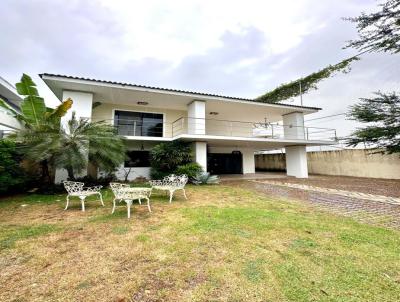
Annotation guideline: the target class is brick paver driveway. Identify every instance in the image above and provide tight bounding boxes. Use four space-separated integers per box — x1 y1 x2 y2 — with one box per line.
231 178 400 230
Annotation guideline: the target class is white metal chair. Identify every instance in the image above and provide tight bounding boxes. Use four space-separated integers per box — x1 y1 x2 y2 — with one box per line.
62 181 104 212
149 174 188 203
110 183 152 218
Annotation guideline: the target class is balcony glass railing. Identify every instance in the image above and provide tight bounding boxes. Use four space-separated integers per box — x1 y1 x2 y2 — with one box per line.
115 121 164 137
171 117 337 142
102 117 337 142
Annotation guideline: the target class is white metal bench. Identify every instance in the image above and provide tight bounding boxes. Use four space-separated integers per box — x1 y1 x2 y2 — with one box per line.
149 174 188 203
63 181 104 212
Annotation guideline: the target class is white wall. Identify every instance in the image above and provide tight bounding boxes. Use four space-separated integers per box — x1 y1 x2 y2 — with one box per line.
62 90 93 121
55 90 94 183
0 111 20 131
285 145 308 178
187 100 206 135
282 112 305 140
242 149 256 174
108 166 151 181
194 141 207 172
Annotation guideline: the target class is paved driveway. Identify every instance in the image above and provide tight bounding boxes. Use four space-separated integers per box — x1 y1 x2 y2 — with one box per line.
232 178 400 230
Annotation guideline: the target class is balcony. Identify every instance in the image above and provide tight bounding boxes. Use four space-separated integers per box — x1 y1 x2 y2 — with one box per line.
109 117 337 143
171 117 337 142
114 119 164 137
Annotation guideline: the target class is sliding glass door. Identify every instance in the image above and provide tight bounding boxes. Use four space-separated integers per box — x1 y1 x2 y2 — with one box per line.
114 110 163 137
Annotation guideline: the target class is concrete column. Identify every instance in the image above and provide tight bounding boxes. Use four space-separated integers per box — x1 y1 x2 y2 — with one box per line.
282 112 305 140
187 100 205 135
242 149 255 174
285 145 308 178
55 90 94 183
194 141 207 172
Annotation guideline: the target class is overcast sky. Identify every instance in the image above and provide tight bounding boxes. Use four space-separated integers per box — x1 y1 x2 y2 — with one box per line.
1 0 399 138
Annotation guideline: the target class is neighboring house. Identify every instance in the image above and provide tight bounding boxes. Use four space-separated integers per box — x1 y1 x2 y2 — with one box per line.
40 73 337 182
0 76 22 137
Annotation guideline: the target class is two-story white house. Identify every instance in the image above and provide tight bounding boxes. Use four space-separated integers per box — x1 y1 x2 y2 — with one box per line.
40 73 336 182
0 76 22 137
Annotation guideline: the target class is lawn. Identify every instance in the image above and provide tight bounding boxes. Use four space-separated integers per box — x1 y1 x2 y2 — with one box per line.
0 185 399 302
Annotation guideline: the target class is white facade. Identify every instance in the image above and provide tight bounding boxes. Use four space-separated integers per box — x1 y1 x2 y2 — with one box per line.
187 100 206 135
41 74 336 182
0 76 22 136
194 141 207 172
55 90 95 183
285 146 308 178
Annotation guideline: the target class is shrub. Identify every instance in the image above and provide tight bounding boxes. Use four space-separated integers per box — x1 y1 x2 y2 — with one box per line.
35 174 117 195
150 169 170 180
175 162 203 179
73 175 116 187
0 140 28 195
193 172 220 185
150 141 193 178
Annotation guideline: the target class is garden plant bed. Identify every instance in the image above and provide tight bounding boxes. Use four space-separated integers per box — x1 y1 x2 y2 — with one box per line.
0 185 399 301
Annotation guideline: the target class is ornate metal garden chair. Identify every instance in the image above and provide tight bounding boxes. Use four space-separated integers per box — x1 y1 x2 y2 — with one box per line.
110 183 152 218
149 174 188 203
62 181 104 212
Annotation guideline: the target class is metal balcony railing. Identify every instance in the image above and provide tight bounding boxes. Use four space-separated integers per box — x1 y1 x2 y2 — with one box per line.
171 117 337 142
98 117 337 142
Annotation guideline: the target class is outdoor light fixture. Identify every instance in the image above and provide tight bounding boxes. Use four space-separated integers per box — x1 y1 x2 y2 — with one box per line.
137 101 148 105
209 112 219 115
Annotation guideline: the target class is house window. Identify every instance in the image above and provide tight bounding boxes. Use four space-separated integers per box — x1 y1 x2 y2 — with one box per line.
114 110 163 137
125 151 150 167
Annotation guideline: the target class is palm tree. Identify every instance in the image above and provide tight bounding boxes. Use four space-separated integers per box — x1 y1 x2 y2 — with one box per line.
0 74 125 183
55 112 125 179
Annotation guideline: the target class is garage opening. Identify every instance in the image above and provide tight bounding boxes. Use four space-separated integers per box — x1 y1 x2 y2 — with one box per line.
207 151 243 174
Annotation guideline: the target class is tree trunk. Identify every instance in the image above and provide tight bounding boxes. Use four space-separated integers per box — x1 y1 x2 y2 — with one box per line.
40 160 52 184
66 166 75 180
88 162 98 179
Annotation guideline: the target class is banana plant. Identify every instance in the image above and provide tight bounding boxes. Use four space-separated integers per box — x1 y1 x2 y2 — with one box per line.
0 74 73 128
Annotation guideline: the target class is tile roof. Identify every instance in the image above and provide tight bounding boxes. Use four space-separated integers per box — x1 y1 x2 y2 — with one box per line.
39 73 321 111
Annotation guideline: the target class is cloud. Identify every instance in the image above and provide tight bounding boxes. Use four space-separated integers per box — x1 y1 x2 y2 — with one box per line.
1 0 398 138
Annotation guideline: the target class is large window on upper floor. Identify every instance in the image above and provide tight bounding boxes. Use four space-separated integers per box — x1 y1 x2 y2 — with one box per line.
114 110 163 137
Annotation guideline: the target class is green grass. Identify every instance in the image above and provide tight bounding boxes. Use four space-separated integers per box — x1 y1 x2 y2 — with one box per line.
0 185 399 301
243 258 267 282
111 225 130 235
0 224 61 250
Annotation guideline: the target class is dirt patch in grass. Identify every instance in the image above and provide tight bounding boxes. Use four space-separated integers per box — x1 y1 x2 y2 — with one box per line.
0 185 399 301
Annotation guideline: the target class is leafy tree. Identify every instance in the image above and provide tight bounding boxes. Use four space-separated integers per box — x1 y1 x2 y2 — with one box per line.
345 1 400 154
150 141 193 178
345 0 400 54
346 92 400 153
14 112 125 180
0 140 27 194
0 74 72 182
0 74 72 127
256 57 359 103
0 74 125 183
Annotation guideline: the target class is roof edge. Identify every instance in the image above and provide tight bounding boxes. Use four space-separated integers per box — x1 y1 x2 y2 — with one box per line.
39 73 322 111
